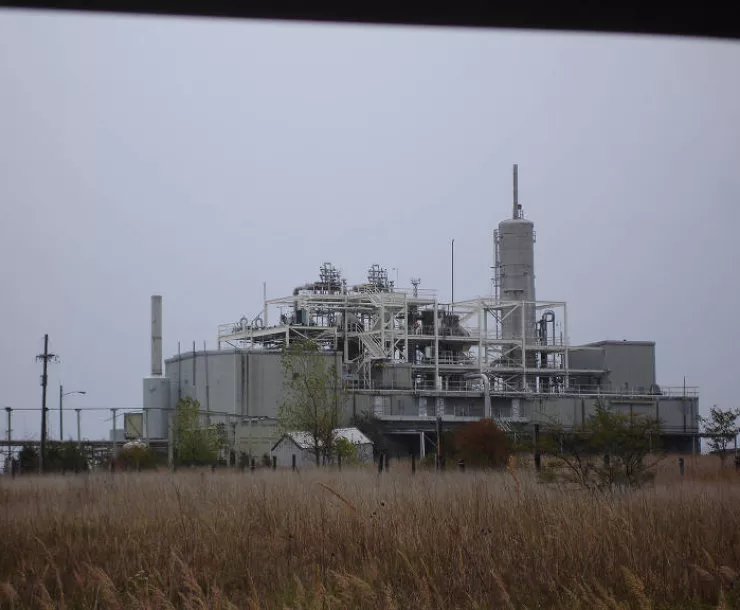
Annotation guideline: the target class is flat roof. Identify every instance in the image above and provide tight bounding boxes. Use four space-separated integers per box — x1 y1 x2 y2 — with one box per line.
164 348 282 363
580 340 655 347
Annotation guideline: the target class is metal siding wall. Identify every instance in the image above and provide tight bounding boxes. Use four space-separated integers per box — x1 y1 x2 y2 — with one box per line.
238 422 280 457
568 348 605 373
356 444 374 463
603 343 656 391
656 397 699 433
210 352 239 415
248 353 283 418
272 438 303 467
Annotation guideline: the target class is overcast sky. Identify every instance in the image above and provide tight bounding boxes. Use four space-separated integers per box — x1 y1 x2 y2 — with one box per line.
1 10 739 441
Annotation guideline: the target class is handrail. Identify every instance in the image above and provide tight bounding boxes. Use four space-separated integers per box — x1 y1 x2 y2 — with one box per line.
344 377 699 397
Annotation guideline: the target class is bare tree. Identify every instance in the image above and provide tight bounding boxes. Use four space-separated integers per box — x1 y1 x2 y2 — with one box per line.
278 340 345 466
700 406 740 464
541 401 662 489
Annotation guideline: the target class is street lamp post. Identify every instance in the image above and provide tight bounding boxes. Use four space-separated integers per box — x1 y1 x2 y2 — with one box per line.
60 385 86 441
74 408 82 450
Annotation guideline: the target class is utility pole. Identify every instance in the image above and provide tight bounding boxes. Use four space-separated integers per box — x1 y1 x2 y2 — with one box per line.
111 408 118 462
36 334 58 475
75 408 82 450
59 385 64 441
5 407 11 470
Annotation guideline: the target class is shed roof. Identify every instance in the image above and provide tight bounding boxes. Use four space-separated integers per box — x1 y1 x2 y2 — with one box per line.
272 427 373 451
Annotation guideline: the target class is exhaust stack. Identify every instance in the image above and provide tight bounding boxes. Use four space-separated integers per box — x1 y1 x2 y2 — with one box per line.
151 295 163 376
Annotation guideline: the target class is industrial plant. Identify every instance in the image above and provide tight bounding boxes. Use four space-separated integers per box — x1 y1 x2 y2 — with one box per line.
137 166 700 458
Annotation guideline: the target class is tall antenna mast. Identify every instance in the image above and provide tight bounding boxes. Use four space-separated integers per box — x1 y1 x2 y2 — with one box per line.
513 164 519 219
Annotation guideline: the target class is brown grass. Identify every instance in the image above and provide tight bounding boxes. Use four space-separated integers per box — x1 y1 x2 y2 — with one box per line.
1 457 739 609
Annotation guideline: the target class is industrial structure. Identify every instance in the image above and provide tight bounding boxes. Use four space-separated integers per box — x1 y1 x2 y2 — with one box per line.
140 166 700 457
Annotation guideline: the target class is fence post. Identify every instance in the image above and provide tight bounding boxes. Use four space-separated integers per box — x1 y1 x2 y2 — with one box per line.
250 458 256 472
337 454 342 471
384 452 389 472
411 452 416 475
292 454 296 471
272 455 277 471
378 453 384 474
533 423 541 472
679 456 685 476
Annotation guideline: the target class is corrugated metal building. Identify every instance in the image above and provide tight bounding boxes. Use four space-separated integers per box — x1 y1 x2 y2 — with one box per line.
271 428 374 467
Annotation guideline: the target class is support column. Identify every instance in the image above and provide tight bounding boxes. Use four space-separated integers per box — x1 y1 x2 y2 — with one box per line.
419 431 425 459
404 293 409 364
483 305 488 366
477 301 483 372
434 299 441 417
380 298 386 357
521 302 527 391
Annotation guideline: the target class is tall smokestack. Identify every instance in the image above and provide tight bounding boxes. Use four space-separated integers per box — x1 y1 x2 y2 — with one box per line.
151 295 163 376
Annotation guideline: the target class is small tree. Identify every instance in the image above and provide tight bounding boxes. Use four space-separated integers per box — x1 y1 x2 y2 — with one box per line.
700 406 740 464
16 444 39 474
541 402 661 489
334 436 358 464
279 340 345 466
173 397 221 466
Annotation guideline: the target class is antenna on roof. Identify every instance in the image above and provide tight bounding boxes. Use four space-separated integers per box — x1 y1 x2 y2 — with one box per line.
513 164 520 219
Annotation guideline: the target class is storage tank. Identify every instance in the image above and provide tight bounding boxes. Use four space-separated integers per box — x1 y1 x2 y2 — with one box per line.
143 376 170 439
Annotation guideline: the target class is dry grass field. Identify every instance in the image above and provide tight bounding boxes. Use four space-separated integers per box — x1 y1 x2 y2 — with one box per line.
1 456 739 609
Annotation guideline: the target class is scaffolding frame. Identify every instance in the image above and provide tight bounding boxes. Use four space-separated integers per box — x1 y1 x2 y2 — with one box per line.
217 274 602 398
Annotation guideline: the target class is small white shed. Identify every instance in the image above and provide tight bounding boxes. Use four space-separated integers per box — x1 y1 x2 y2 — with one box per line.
271 427 373 467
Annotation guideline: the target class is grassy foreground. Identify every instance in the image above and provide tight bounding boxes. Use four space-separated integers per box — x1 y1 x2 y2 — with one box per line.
1 458 739 609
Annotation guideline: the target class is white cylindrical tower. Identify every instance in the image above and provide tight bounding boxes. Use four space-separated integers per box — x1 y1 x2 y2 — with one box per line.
151 295 163 376
143 294 169 439
497 165 536 343
497 217 536 341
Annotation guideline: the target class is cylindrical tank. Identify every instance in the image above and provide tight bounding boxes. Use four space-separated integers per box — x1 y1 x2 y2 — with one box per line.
497 217 536 342
143 376 171 439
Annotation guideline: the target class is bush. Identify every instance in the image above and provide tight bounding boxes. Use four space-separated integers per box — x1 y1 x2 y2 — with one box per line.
14 442 89 474
116 445 165 471
452 419 512 469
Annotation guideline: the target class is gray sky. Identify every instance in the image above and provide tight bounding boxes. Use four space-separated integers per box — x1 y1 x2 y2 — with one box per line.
1 10 739 441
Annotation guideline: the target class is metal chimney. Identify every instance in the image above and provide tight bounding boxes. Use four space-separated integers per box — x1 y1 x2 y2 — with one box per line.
151 295 163 376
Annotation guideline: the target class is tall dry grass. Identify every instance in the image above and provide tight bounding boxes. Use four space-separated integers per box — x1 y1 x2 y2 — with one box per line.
1 459 739 609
